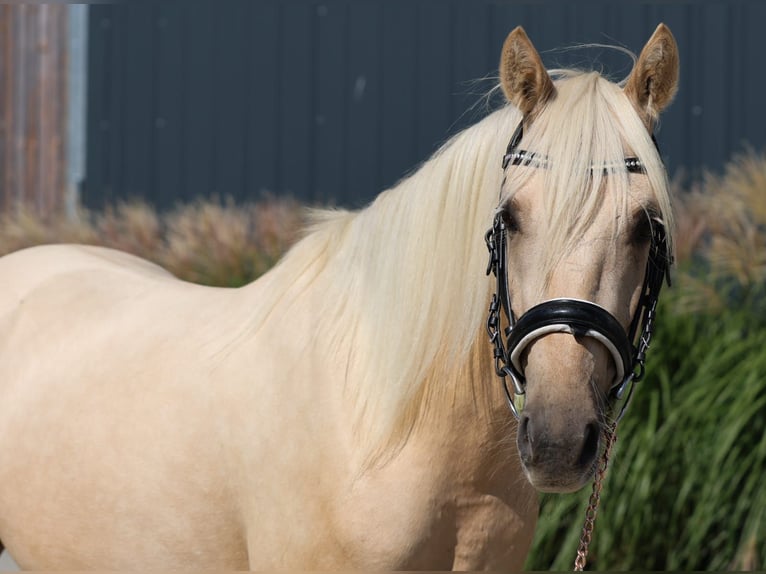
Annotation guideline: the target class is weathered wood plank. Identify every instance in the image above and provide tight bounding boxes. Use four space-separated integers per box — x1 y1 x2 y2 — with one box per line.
0 4 67 217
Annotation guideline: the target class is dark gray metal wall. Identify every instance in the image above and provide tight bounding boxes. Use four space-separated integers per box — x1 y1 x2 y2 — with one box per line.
83 0 766 210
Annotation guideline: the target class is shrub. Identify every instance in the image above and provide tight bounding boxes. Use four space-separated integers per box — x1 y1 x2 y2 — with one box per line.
0 197 303 287
526 302 766 570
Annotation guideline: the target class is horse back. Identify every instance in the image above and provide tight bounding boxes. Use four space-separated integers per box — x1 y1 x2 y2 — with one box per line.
0 243 172 298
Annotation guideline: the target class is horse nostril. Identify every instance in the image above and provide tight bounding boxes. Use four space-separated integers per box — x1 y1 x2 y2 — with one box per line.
577 422 600 468
517 414 534 464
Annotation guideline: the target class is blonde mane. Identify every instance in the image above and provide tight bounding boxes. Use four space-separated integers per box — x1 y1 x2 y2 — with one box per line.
256 69 674 460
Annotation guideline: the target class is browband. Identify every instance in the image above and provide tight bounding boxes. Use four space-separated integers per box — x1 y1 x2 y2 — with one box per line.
502 120 653 174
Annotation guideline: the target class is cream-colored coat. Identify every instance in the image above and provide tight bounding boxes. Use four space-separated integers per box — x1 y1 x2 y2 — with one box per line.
0 244 537 569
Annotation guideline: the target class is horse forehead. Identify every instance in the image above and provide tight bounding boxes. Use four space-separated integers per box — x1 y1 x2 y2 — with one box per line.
513 171 653 221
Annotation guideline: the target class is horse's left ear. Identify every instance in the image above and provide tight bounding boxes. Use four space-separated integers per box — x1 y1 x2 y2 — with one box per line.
624 23 679 127
499 26 555 116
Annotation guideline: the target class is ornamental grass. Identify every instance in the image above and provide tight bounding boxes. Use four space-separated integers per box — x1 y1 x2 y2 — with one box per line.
0 197 303 287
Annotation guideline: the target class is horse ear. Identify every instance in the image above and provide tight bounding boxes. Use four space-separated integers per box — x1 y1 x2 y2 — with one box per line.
499 26 555 116
624 23 679 127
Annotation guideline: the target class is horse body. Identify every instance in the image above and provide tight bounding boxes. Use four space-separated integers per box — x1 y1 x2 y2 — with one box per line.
0 233 536 569
0 25 678 570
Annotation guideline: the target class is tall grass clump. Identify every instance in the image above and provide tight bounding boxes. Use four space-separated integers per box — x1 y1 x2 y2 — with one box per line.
527 150 766 570
161 199 301 286
0 197 303 287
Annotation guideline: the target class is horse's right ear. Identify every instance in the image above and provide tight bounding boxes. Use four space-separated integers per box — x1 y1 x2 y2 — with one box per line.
499 26 555 116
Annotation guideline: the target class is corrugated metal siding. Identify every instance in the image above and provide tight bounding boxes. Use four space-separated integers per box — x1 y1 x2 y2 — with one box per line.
82 0 766 209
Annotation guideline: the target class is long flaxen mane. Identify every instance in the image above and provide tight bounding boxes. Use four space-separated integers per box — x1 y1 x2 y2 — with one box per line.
255 68 674 461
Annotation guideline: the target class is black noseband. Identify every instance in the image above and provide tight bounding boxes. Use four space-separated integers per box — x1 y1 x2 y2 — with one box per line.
485 118 671 421
505 299 633 387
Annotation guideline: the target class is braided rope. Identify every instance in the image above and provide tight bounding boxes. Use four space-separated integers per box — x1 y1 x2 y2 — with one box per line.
573 423 618 571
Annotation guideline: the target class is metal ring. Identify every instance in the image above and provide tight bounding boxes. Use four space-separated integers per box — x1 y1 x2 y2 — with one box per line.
502 366 526 396
500 368 526 420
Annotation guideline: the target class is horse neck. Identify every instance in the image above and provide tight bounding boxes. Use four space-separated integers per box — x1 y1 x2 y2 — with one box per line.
239 106 521 463
308 107 521 461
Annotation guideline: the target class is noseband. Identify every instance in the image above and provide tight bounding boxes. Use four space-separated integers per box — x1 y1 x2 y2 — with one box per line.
485 119 672 420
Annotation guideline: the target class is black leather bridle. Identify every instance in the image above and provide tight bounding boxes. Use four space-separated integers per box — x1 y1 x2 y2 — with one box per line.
485 119 672 421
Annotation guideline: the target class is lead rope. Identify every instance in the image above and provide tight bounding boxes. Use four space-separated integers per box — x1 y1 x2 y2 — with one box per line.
573 423 618 571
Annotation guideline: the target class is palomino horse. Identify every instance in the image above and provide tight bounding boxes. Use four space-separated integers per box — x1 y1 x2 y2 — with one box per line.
0 25 678 569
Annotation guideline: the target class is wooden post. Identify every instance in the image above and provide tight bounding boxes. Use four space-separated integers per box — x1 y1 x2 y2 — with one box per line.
0 4 68 218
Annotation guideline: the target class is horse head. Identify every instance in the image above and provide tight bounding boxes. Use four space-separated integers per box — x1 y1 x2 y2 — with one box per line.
490 24 678 492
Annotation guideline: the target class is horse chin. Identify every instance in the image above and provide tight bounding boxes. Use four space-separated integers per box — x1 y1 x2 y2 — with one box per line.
520 463 597 493
514 405 603 493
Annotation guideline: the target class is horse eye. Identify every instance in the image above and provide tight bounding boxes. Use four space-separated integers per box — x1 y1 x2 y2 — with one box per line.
632 211 657 245
502 207 521 235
